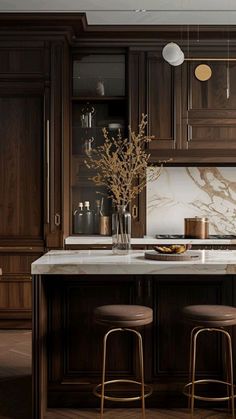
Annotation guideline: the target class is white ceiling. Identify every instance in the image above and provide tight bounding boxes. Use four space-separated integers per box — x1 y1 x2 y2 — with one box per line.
1 0 236 25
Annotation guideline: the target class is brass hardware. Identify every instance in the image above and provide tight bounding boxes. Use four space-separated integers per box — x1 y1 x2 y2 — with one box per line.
46 119 50 224
183 327 235 418
94 327 152 419
186 58 236 61
132 204 138 219
187 125 192 142
54 213 61 227
195 64 212 81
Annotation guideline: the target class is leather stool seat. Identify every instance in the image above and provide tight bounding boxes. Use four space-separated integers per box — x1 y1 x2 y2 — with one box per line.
183 304 236 327
94 304 153 327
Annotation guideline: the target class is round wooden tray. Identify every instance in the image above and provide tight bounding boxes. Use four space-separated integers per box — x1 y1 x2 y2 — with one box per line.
144 251 199 261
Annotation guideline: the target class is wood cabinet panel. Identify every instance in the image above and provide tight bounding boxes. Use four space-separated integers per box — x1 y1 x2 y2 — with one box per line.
38 274 234 408
181 61 236 152
153 277 230 377
190 62 236 110
0 93 44 240
48 276 138 387
46 276 151 407
0 282 31 309
0 43 48 76
147 53 174 149
129 52 146 237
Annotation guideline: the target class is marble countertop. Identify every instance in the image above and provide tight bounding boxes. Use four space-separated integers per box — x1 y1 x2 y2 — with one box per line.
65 236 236 245
32 249 236 276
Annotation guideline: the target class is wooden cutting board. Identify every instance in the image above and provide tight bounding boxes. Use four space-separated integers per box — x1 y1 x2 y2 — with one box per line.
144 251 199 261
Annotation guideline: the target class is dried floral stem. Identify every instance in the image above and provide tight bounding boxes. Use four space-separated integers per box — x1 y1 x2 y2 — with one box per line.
84 114 163 207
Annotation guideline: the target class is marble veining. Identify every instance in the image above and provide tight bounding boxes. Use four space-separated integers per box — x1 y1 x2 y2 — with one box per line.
32 249 236 276
147 167 236 236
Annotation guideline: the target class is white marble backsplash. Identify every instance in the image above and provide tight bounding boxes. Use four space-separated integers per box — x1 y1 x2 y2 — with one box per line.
147 167 236 236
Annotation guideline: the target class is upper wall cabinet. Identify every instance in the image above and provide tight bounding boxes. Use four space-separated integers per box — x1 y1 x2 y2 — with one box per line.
181 61 236 151
130 49 236 163
146 52 176 151
0 40 50 79
71 53 127 236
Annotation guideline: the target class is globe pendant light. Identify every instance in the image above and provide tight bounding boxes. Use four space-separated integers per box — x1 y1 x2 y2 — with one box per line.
170 50 185 66
162 42 184 65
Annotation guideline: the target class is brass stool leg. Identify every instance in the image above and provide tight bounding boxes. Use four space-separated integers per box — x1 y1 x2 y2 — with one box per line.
184 327 235 418
135 330 145 419
99 327 148 419
188 327 201 409
190 328 200 417
224 329 235 419
100 328 123 419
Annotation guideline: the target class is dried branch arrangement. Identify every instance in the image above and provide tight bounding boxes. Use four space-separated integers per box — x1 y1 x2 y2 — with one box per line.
84 114 163 207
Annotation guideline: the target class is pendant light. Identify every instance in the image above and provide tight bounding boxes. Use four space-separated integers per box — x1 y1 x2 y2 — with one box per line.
162 42 185 66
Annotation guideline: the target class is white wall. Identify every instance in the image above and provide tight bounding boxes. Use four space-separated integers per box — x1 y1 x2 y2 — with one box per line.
147 167 236 236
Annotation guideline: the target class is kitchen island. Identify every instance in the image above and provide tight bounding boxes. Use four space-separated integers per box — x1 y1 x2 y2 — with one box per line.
32 250 236 418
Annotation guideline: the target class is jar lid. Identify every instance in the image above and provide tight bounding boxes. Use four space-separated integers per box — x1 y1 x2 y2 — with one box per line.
185 217 209 222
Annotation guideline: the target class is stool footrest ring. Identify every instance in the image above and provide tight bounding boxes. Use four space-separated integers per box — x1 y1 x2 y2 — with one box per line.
93 379 153 402
183 379 236 402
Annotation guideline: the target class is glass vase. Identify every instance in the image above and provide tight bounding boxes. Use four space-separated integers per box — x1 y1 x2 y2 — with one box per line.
112 205 131 255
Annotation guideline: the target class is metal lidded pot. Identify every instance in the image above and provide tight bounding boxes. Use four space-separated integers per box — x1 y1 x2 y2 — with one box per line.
184 217 209 239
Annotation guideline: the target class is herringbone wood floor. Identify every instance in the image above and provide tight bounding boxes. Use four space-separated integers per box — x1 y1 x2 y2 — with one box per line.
0 331 232 418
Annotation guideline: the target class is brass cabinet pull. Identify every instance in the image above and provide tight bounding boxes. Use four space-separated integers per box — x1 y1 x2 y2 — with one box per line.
187 125 192 142
46 119 50 224
132 204 138 219
54 213 61 227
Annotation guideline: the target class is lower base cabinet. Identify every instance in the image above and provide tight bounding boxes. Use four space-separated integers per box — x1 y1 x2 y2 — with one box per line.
0 250 43 328
47 274 233 407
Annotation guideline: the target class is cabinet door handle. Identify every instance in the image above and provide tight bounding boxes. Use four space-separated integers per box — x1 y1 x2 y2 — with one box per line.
132 204 138 219
46 119 50 224
54 213 61 227
187 125 192 142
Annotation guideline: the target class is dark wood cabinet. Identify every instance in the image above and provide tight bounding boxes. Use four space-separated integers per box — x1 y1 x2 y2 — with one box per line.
70 52 127 237
44 274 234 408
129 49 236 164
150 275 232 404
0 38 65 327
181 61 236 152
47 275 141 406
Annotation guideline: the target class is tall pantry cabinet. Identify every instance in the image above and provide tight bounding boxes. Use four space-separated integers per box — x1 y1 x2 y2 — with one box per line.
0 25 67 327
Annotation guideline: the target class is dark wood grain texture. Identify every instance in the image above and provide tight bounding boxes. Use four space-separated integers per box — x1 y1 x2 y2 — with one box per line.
32 273 235 411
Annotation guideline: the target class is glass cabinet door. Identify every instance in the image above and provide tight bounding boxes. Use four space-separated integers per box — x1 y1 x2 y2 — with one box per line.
71 53 127 235
73 54 125 97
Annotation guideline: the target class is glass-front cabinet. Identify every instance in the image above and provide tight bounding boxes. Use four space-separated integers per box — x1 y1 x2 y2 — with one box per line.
71 53 127 236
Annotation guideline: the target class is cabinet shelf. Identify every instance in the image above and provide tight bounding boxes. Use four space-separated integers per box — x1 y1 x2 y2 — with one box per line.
72 96 126 102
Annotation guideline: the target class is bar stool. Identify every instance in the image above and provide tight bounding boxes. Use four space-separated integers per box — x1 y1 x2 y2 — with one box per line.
182 304 236 418
93 304 153 419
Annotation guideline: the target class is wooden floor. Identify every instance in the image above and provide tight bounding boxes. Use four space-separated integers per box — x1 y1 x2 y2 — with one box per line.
0 330 232 419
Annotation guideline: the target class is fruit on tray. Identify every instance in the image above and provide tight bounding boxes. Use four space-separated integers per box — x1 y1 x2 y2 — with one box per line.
153 244 191 254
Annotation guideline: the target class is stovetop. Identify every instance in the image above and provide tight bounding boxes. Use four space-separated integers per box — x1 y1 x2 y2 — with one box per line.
155 234 236 239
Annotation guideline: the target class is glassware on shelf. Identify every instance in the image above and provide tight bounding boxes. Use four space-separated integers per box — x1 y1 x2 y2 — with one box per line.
73 202 84 234
112 205 131 255
96 79 105 96
83 137 95 156
80 103 95 128
84 201 94 235
94 199 101 234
